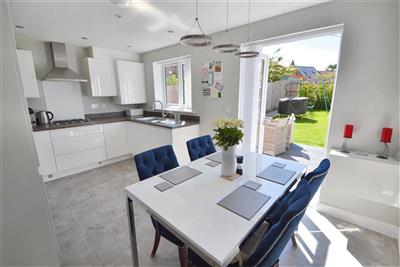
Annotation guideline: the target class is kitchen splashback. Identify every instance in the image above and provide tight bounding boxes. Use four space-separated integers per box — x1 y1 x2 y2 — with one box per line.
42 80 85 120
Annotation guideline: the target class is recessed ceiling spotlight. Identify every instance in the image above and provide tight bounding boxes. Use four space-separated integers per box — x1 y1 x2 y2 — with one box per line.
15 25 24 29
168 30 174 33
114 14 122 19
81 36 88 40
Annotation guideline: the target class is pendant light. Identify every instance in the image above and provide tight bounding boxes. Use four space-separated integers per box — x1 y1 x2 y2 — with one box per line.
212 0 240 53
180 0 212 47
235 0 259 58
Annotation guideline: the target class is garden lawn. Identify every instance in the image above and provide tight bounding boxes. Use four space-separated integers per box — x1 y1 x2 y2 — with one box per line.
293 110 330 147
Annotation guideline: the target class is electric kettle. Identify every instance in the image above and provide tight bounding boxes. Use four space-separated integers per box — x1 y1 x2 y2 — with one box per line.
37 110 54 125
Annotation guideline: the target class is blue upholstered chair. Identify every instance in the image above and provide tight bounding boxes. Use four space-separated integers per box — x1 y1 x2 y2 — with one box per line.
286 158 330 247
188 180 311 267
134 145 186 266
186 135 216 161
303 158 330 199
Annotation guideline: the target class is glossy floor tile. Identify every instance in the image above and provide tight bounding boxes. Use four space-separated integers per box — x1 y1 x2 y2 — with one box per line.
45 159 399 266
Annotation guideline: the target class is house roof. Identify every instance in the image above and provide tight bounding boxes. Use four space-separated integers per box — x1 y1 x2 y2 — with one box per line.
296 66 318 80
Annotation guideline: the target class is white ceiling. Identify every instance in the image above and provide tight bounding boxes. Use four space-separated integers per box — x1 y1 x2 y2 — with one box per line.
10 0 328 54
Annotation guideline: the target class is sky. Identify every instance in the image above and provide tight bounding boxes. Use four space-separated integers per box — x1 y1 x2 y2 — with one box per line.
262 34 341 71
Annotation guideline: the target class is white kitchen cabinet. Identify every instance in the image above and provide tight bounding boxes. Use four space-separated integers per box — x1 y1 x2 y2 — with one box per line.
126 122 151 156
50 125 107 172
150 126 172 149
170 125 200 165
125 121 199 164
104 122 128 159
16 49 40 98
55 147 107 171
32 131 57 175
114 61 147 104
82 58 117 96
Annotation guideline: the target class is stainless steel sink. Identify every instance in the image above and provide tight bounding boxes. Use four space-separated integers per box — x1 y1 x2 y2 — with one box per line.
134 117 185 127
135 116 159 121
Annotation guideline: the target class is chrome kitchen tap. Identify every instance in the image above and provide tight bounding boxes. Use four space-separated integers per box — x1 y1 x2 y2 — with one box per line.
152 100 167 118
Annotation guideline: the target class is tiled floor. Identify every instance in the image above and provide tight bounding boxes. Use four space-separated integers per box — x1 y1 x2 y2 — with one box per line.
46 158 399 267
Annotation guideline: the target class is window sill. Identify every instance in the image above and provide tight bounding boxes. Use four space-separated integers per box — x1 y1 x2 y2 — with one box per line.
153 108 195 115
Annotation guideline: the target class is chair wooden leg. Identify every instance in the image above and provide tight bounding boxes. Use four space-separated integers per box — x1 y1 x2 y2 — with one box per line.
151 230 161 257
291 233 298 248
178 246 188 267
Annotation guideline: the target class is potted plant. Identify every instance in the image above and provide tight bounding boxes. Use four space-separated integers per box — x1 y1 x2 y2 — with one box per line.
213 118 244 176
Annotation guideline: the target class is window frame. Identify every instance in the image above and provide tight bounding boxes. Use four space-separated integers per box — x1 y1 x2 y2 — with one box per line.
161 62 185 108
153 55 192 112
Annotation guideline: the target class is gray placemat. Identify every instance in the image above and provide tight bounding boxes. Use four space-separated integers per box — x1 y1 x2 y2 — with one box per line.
206 152 222 163
159 166 202 185
272 162 286 168
218 186 271 220
257 165 296 185
206 161 220 167
154 182 173 192
243 181 262 190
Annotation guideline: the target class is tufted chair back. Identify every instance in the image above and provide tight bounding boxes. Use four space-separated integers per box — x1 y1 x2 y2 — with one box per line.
245 180 311 267
186 135 217 161
303 158 330 199
134 145 179 181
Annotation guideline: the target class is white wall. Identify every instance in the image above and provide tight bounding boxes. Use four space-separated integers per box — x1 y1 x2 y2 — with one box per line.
16 37 143 115
141 1 399 156
1 2 60 265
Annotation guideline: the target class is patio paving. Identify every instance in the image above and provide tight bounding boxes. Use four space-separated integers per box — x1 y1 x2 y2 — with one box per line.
275 143 326 207
277 143 326 171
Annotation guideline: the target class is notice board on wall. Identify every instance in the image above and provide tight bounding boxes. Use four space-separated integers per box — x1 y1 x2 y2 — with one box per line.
201 61 223 98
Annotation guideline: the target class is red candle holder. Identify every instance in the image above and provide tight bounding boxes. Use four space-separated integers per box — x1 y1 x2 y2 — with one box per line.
377 128 393 159
341 124 353 153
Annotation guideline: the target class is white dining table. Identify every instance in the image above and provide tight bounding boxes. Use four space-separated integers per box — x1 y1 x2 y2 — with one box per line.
125 151 307 267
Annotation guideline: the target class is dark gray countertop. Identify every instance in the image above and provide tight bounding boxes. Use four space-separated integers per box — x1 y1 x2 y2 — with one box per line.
32 115 200 132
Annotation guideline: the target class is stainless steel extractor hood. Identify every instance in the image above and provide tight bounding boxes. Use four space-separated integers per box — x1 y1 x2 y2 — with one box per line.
43 42 87 82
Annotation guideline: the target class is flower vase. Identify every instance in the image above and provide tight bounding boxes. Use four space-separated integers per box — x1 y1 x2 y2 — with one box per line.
221 146 237 177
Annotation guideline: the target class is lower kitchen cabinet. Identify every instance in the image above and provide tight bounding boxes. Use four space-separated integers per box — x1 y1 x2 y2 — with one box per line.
126 121 199 165
150 126 172 148
55 147 107 171
32 131 57 175
103 122 128 159
32 121 200 182
126 122 151 156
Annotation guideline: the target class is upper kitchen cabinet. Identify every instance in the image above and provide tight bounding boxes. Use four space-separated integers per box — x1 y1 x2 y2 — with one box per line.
114 60 147 104
16 49 40 98
82 58 117 97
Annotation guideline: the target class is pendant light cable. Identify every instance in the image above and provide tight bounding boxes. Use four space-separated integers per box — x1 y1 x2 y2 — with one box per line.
212 0 240 53
180 0 212 47
246 0 250 42
235 0 259 58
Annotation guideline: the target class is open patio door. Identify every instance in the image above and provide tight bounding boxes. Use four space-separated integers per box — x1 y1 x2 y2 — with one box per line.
238 50 269 153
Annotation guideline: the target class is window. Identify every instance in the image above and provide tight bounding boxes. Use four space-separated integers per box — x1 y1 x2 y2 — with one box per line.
153 56 191 111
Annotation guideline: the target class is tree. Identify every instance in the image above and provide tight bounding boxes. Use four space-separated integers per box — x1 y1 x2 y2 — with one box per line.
166 73 178 86
268 49 297 82
325 64 337 71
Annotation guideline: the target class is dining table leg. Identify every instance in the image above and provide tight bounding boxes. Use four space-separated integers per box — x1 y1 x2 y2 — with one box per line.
127 196 139 267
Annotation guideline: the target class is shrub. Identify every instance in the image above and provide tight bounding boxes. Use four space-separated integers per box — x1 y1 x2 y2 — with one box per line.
299 82 333 110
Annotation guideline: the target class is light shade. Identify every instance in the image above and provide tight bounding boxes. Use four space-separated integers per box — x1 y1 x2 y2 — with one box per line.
180 34 212 47
380 128 393 143
235 50 259 58
343 124 354 138
213 44 240 53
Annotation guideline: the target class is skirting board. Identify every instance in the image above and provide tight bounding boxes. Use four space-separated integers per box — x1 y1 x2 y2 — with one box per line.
317 202 399 240
42 154 132 182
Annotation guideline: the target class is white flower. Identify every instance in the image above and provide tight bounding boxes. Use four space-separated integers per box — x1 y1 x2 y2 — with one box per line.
213 118 244 129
